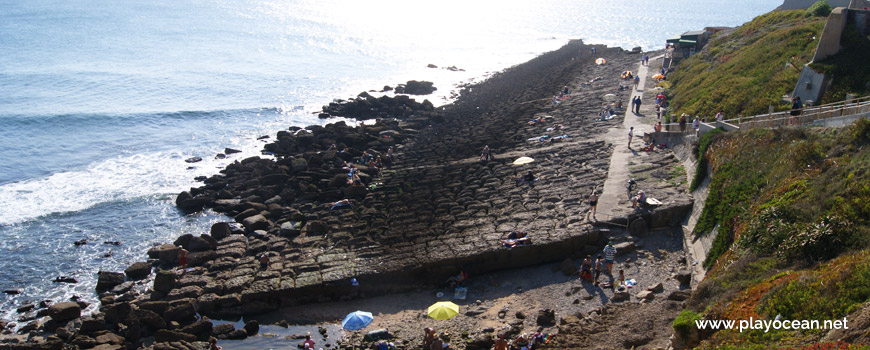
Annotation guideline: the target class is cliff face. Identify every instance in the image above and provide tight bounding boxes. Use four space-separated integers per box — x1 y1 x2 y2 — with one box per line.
680 119 870 348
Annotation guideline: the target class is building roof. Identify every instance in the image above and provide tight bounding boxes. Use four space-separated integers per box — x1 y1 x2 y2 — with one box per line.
683 30 707 36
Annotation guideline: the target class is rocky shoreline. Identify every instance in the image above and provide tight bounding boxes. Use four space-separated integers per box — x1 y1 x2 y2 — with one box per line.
1 40 695 350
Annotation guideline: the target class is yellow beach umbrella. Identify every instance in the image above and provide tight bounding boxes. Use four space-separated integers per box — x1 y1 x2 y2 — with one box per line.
512 156 535 165
427 301 459 320
595 58 606 65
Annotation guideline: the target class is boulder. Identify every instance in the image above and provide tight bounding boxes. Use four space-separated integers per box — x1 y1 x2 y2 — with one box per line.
465 334 494 350
139 301 170 315
180 319 213 341
304 220 329 235
148 244 180 265
559 258 577 276
242 214 273 233
613 241 636 256
95 271 125 292
674 270 692 285
124 262 152 280
344 185 368 199
212 323 235 336
163 301 196 324
48 302 81 322
95 332 125 345
234 208 259 223
637 290 654 300
110 281 134 295
648 282 664 293
611 290 630 302
188 236 213 252
535 309 556 327
667 290 692 301
210 222 232 241
290 158 308 172
79 316 107 334
175 191 205 212
395 80 437 95
130 308 166 331
224 148 242 155
243 320 259 336
102 302 132 325
154 329 198 343
173 234 194 250
154 270 177 294
225 329 248 340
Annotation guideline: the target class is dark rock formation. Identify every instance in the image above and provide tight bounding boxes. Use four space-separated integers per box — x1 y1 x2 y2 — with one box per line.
124 262 152 280
394 80 436 95
95 271 125 292
48 302 81 322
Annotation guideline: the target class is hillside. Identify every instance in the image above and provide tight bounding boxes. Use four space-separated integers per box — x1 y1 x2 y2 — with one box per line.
667 10 826 119
679 119 870 348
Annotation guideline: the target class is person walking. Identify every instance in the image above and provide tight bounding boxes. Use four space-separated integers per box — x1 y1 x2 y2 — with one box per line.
603 242 617 274
633 75 640 90
628 127 634 149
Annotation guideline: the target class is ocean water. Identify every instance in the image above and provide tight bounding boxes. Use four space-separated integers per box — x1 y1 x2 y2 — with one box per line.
0 0 782 322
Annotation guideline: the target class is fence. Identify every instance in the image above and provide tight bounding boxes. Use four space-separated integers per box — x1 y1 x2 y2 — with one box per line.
656 95 870 136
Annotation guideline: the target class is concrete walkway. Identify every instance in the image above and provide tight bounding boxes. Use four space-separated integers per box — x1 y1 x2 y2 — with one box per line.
595 55 664 221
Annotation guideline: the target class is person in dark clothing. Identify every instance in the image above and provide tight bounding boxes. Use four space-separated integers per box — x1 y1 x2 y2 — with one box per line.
523 171 536 188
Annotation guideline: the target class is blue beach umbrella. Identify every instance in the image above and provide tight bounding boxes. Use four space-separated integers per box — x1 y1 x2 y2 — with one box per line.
342 310 374 330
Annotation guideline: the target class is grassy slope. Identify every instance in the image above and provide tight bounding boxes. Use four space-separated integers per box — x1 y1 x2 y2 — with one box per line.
684 119 870 348
667 10 825 119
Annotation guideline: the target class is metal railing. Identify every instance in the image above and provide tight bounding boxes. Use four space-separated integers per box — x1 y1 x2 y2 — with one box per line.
726 95 870 129
655 95 870 135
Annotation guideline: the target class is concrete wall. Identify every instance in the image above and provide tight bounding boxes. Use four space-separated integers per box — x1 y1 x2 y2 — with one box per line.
781 0 851 10
793 65 829 104
813 7 849 62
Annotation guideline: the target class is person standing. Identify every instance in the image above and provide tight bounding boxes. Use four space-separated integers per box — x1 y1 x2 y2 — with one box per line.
654 121 662 145
586 190 598 221
628 127 634 149
692 116 701 136
177 247 189 272
635 96 642 114
603 242 617 274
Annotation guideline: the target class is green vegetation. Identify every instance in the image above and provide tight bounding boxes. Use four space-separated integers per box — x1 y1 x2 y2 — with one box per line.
685 120 870 347
810 21 870 103
673 309 703 337
690 128 724 192
667 10 825 118
760 252 870 321
806 0 832 17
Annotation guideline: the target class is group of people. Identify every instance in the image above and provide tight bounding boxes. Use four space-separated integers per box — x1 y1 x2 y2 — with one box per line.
630 96 643 115
493 332 551 350
578 242 618 286
423 328 450 350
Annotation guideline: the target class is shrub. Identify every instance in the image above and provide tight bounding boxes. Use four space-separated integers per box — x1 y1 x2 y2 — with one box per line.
806 0 832 17
673 310 703 337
